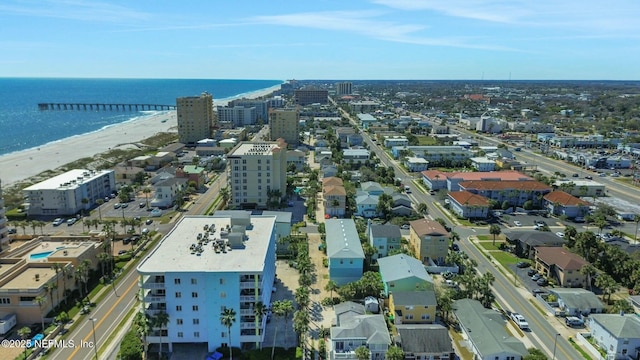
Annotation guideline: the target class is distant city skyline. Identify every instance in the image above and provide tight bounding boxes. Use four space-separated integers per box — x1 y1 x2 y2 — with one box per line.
1 0 639 80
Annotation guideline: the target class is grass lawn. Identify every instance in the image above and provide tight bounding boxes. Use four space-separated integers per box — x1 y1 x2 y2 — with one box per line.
479 241 507 251
476 235 490 240
491 251 521 267
416 136 438 145
449 329 474 360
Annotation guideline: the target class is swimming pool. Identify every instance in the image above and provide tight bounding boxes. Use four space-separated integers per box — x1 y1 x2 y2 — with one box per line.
30 251 54 260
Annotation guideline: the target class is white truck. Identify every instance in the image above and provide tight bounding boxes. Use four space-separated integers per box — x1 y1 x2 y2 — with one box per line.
0 313 17 335
510 312 529 330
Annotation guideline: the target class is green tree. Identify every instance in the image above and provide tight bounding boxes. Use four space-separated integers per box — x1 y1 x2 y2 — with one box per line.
34 295 47 335
272 299 294 353
152 311 170 359
580 264 598 291
119 328 143 360
325 280 339 301
595 273 618 304
18 326 31 360
253 301 268 349
417 202 428 215
610 299 634 314
354 345 370 360
220 308 237 360
386 345 404 360
523 348 548 360
489 224 501 246
134 311 151 360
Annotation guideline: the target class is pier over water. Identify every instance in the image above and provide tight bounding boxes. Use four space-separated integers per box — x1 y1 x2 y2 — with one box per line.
38 103 176 111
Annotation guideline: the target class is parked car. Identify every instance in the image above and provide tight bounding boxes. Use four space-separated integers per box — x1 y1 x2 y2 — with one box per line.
527 269 537 277
139 202 145 208
574 217 585 223
585 175 593 180
565 316 584 327
118 250 127 255
556 232 565 238
536 278 548 286
572 173 579 177
142 228 150 235
66 218 77 226
532 288 547 295
400 224 410 230
52 218 65 226
510 313 529 330
145 219 153 225
531 274 541 281
513 220 522 227
516 261 530 268
121 203 128 208
114 203 121 209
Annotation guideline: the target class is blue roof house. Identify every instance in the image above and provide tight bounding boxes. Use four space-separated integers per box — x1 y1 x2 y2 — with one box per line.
326 219 365 286
355 192 380 218
378 254 434 296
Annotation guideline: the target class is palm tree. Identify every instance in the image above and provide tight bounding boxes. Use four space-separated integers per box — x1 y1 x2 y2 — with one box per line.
220 308 237 360
81 197 89 216
489 224 501 247
253 301 268 349
29 221 37 235
143 187 152 208
153 311 170 359
60 264 72 305
51 262 62 305
354 345 370 360
18 326 31 360
417 202 428 215
34 295 47 335
44 282 57 314
96 198 104 220
134 311 152 360
325 280 339 301
580 264 598 291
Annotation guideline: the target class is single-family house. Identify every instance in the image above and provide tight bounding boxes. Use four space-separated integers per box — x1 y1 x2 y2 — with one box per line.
535 247 588 288
176 165 206 189
368 223 402 259
114 165 146 185
470 157 496 172
330 311 390 360
325 219 365 286
355 193 379 218
389 291 437 324
378 254 434 296
360 181 385 196
587 313 640 360
453 299 528 360
342 149 370 164
549 288 604 316
151 178 188 208
447 191 490 219
286 150 306 172
543 190 590 218
396 324 454 360
323 177 346 218
409 219 449 265
321 164 339 179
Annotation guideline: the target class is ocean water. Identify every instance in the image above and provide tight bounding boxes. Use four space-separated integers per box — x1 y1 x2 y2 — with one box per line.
0 78 283 156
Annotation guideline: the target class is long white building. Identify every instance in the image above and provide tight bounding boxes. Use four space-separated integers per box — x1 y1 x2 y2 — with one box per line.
23 169 116 216
226 141 287 208
137 215 277 353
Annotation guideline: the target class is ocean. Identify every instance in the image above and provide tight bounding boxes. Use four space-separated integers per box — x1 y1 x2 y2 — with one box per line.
0 78 283 156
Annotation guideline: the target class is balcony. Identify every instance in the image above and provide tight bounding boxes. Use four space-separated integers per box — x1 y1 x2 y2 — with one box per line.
240 295 258 302
141 281 166 289
143 290 166 303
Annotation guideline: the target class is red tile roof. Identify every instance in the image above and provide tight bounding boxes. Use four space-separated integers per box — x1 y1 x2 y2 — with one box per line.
449 170 532 181
458 180 551 191
536 246 587 270
421 170 448 180
544 191 590 206
448 191 490 206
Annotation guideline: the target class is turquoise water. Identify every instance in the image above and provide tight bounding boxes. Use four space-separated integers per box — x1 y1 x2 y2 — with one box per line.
294 187 304 194
30 251 53 260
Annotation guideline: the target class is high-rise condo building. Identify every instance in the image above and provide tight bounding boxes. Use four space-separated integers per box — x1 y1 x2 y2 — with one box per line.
335 82 353 96
294 88 328 105
177 92 214 145
269 108 300 145
227 141 287 208
137 215 277 353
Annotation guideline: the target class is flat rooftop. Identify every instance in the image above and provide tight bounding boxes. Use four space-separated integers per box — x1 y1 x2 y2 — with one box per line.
228 142 281 156
3 267 55 290
137 215 276 274
24 169 112 191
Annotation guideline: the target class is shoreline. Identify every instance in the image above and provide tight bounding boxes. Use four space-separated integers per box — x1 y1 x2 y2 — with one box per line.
0 85 281 187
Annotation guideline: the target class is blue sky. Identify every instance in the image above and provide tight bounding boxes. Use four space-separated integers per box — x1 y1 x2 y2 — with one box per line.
1 0 639 80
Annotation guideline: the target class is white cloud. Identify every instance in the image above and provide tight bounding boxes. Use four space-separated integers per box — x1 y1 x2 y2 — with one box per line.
0 0 150 23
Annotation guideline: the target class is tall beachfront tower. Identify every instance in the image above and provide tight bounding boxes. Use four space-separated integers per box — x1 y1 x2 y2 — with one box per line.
137 215 277 353
335 82 353 96
269 108 300 145
226 141 287 209
0 181 9 249
176 92 214 145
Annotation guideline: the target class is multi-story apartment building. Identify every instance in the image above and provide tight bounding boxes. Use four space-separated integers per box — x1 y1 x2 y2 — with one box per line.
216 106 257 127
458 180 552 208
335 82 353 96
227 141 287 209
177 92 214 145
23 169 116 216
269 108 300 145
294 88 328 106
137 215 277 353
0 238 100 324
228 99 270 124
0 181 8 249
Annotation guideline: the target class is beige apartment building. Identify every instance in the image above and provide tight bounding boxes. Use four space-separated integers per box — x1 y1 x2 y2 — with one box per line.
227 140 287 208
177 92 214 145
269 108 300 146
409 219 450 265
0 237 101 324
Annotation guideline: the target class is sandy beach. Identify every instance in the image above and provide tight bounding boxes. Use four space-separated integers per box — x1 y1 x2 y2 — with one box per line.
0 85 281 187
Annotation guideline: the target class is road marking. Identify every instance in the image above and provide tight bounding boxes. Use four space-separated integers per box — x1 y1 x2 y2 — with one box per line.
65 276 139 359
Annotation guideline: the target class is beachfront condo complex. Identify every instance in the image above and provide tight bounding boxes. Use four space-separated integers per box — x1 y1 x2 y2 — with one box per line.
176 92 214 145
269 108 300 145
